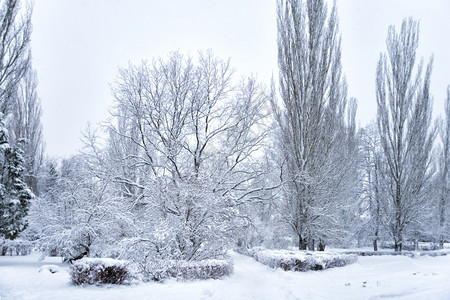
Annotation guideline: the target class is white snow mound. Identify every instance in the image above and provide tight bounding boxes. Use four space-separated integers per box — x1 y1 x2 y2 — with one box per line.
38 264 61 274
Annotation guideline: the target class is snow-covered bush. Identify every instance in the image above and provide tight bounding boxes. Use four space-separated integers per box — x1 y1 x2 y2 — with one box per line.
140 258 233 282
0 238 33 256
418 250 450 257
70 258 132 285
251 249 357 271
29 156 134 262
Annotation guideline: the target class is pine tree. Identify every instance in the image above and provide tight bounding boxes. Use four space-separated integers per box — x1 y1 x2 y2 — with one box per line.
0 118 32 239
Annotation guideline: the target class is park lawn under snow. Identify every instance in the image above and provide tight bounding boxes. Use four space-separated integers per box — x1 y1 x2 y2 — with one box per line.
1 251 450 300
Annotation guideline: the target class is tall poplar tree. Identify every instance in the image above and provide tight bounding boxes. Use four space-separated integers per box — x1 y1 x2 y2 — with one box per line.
436 87 450 249
376 18 435 251
273 0 356 250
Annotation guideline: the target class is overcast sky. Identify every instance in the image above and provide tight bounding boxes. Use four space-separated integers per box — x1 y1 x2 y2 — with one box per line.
31 0 450 158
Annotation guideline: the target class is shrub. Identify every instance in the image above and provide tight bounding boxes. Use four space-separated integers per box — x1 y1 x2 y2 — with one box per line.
70 258 132 285
418 250 450 257
344 250 415 258
251 249 357 272
173 259 233 280
0 239 33 256
141 258 233 282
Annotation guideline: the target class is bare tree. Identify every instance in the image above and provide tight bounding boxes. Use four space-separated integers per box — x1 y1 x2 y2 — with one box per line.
9 67 44 195
376 18 435 251
360 123 388 251
0 0 31 115
273 0 356 250
435 86 450 249
96 51 271 260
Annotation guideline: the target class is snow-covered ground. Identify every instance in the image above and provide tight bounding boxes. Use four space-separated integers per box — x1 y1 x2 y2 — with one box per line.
1 251 450 299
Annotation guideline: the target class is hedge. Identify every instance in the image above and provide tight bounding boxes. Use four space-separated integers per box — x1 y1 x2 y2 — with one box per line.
70 257 132 285
239 248 357 272
141 258 233 282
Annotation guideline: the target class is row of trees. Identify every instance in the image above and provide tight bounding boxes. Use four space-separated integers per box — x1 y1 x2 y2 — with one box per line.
357 17 450 252
271 0 449 252
1 0 449 262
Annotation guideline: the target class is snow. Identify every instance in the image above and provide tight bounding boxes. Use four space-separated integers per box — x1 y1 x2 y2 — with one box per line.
74 257 128 268
1 251 450 299
38 265 61 274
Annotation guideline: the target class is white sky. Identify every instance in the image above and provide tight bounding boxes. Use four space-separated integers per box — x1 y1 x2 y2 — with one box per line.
31 0 450 158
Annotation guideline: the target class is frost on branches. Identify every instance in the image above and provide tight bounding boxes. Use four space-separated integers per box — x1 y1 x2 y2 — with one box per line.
376 19 435 252
29 51 272 264
97 51 271 262
28 156 133 261
273 0 360 250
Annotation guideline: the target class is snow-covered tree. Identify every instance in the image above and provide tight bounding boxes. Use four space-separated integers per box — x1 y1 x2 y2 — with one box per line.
0 0 33 240
0 0 31 115
434 86 450 249
8 67 44 195
0 118 32 239
360 123 389 251
102 51 271 261
273 0 358 250
376 18 435 251
28 155 131 260
40 159 58 196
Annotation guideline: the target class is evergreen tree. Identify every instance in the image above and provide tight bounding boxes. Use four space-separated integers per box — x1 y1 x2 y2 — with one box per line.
0 118 33 239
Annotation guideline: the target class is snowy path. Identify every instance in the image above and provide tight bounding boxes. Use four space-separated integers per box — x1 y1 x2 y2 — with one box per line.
204 252 298 299
1 251 450 299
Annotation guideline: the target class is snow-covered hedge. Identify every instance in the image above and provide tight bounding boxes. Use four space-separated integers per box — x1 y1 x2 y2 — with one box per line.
141 258 233 282
419 250 450 257
345 250 450 258
70 258 132 285
345 250 415 257
0 239 33 256
249 249 357 271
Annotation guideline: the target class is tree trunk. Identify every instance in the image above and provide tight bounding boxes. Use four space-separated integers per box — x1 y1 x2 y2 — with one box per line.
394 241 402 252
298 235 307 250
67 251 88 264
318 240 325 251
307 238 315 251
373 226 379 251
